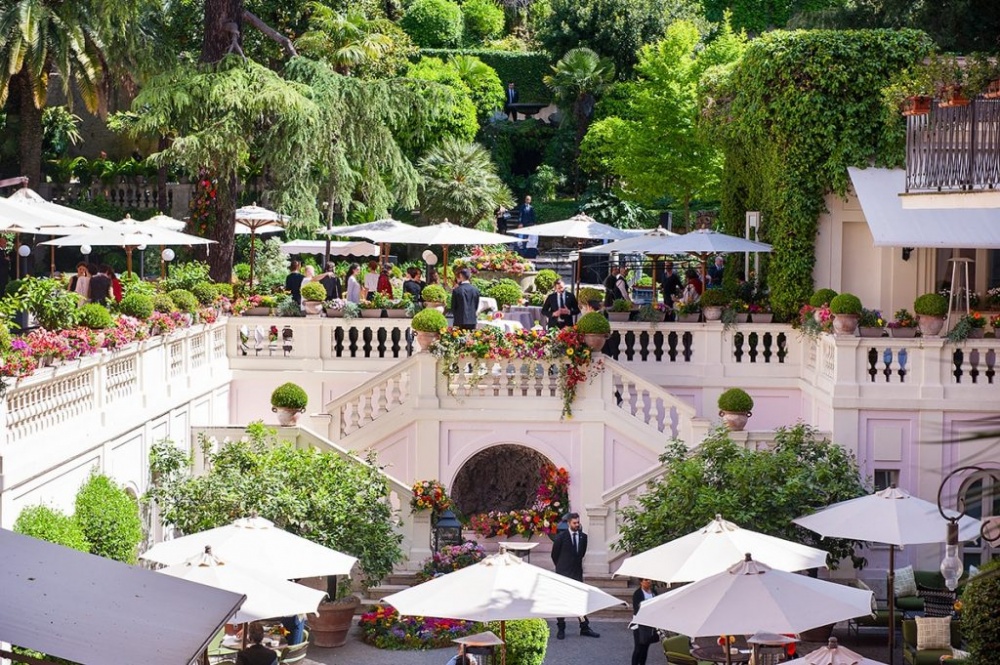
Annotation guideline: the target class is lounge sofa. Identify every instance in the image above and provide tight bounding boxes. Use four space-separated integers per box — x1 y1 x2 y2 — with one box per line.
895 570 967 617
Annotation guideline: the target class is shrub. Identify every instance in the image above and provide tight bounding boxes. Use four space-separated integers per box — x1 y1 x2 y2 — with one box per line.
412 308 448 332
152 293 176 313
610 299 632 312
5 278 24 297
119 293 155 320
422 49 551 103
0 320 10 352
461 0 504 43
578 286 604 308
485 281 523 308
487 619 548 665
400 0 464 48
6 277 79 330
77 303 114 330
167 289 199 313
234 263 251 281
962 558 1000 665
533 269 560 294
700 289 728 307
576 311 611 334
914 292 948 317
809 288 838 308
421 284 448 302
190 282 217 306
162 261 212 292
74 473 143 563
13 504 90 552
829 293 862 315
271 382 308 410
718 388 754 413
213 283 234 299
301 282 327 302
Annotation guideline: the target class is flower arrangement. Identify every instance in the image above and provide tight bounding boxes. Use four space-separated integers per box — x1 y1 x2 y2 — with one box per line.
858 308 885 328
940 287 980 309
410 480 452 513
358 604 481 650
796 303 832 338
417 541 486 580
947 311 987 343
748 301 772 314
676 301 701 316
717 636 736 646
452 245 534 276
990 314 1000 328
636 302 667 322
360 292 391 310
469 463 569 539
268 325 279 343
988 287 1000 308
888 308 917 329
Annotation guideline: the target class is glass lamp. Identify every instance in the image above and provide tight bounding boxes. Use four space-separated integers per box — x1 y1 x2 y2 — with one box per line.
940 521 963 591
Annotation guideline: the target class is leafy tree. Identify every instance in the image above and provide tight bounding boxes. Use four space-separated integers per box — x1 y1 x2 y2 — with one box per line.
702 0 844 34
74 472 144 564
418 137 513 226
404 57 479 155
617 424 869 568
295 4 416 78
13 505 90 553
400 0 465 48
462 0 506 44
448 55 505 124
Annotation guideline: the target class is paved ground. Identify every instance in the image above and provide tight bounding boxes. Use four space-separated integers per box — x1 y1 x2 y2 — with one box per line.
301 621 904 665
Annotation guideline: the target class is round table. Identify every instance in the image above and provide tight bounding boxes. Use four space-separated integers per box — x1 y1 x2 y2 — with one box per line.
691 645 753 664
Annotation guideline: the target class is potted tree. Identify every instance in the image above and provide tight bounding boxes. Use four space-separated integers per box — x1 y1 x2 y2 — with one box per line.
300 282 327 317
421 284 448 312
914 292 949 337
271 382 308 426
608 299 633 322
411 308 448 351
576 312 612 352
718 388 754 431
829 293 862 336
699 289 728 322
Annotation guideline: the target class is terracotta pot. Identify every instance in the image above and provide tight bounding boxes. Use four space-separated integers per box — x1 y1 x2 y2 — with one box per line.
303 300 324 316
832 313 859 336
272 406 303 427
902 95 932 116
719 410 750 431
582 333 609 352
415 331 440 352
703 306 724 321
311 595 361 648
917 315 946 337
889 327 918 338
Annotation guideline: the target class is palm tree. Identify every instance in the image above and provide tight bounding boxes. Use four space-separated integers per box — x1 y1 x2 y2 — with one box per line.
295 4 410 77
544 48 616 192
418 138 512 227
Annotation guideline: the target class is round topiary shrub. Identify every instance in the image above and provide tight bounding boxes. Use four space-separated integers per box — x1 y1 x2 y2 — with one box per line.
301 282 327 302
5 278 24 297
119 293 155 320
190 282 217 306
400 0 464 48
809 288 838 308
77 303 114 330
578 287 604 308
533 269 560 294
700 289 728 307
718 388 754 413
576 311 611 335
829 293 862 315
961 558 1000 665
914 292 948 316
213 282 234 299
271 382 308 410
461 0 504 42
13 504 90 552
421 284 448 303
485 281 524 308
233 263 251 282
74 473 143 563
487 619 548 665
152 293 176 314
412 308 448 332
167 289 199 313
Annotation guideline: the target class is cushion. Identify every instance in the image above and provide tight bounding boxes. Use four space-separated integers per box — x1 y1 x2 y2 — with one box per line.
895 565 918 598
918 584 956 618
915 616 953 651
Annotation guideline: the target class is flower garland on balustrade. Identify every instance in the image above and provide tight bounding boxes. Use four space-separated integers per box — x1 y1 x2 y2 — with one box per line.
410 480 453 513
468 463 570 539
430 325 604 418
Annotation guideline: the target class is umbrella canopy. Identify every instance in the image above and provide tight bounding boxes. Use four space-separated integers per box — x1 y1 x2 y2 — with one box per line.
615 515 830 583
235 205 289 289
235 223 284 235
381 550 624 622
280 239 380 257
392 222 521 283
318 218 418 242
6 186 111 228
157 546 327 623
141 516 357 580
141 213 187 231
785 638 887 665
634 554 873 637
510 214 634 241
578 226 685 255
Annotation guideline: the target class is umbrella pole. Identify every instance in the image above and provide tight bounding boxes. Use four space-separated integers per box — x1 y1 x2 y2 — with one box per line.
651 258 659 305
126 246 133 278
160 245 165 279
501 619 507 665
726 639 732 665
576 239 583 295
50 245 55 277
888 545 896 665
249 229 257 291
14 234 20 279
444 246 450 286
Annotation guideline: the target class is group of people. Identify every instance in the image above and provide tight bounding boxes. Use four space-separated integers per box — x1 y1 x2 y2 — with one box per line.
67 262 123 305
285 260 413 306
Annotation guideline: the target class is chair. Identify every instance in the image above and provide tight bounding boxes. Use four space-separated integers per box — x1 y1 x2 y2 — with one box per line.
206 629 237 663
663 634 714 665
279 640 309 664
902 619 962 665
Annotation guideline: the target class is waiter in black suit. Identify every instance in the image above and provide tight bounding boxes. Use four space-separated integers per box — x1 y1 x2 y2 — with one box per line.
551 512 600 640
450 268 480 330
505 81 520 120
541 279 580 328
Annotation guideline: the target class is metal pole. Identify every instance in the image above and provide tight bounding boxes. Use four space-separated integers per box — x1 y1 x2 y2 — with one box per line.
887 545 895 665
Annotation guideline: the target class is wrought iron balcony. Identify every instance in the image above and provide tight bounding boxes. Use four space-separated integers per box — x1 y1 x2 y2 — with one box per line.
905 98 1000 193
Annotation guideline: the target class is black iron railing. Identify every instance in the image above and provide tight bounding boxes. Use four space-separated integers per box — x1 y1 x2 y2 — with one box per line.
905 98 1000 192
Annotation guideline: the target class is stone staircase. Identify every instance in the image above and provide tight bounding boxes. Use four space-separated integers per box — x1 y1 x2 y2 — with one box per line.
363 571 634 620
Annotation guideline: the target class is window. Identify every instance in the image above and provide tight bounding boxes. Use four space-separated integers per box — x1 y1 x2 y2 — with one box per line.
960 471 1000 568
873 469 899 492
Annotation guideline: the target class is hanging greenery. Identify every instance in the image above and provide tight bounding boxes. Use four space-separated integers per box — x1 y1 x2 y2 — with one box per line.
705 30 933 319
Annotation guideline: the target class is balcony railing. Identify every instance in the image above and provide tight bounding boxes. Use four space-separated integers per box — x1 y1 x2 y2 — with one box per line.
906 98 1000 192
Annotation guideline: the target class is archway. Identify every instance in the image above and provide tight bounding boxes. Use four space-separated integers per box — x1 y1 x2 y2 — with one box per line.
451 444 552 517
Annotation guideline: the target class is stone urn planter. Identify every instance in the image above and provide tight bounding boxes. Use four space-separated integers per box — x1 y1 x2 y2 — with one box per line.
415 331 440 352
423 301 446 313
325 306 344 318
718 388 753 432
967 328 986 339
311 595 361 648
917 315 946 338
582 333 610 353
272 406 304 427
702 306 724 322
732 312 750 323
303 300 324 317
677 313 701 323
719 411 750 431
832 313 859 336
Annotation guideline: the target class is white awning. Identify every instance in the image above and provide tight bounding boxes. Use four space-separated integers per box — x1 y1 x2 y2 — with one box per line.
280 239 380 256
0 529 245 665
847 167 1000 247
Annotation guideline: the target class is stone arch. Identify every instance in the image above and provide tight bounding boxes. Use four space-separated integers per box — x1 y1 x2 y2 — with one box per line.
450 444 554 518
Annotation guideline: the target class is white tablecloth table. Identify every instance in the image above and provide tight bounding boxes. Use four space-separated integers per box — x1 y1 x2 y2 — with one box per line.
476 319 524 333
477 297 499 314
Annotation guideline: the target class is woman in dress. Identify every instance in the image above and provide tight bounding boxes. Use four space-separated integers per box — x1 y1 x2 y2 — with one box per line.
68 262 92 303
363 260 380 300
345 263 362 303
630 578 659 665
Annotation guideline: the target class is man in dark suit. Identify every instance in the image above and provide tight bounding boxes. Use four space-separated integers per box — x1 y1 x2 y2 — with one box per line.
551 512 600 639
505 82 519 120
541 279 580 328
450 268 480 330
519 195 536 227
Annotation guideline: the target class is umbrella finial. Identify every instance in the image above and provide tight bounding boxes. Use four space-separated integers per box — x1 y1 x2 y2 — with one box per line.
204 545 212 554
828 637 839 649
744 553 752 561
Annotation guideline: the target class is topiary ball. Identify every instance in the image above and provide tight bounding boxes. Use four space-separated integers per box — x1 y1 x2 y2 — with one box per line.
576 311 611 334
421 284 448 303
190 282 217 306
152 293 176 313
533 269 560 294
412 308 448 332
914 292 948 317
829 293 862 315
271 382 308 409
77 303 114 330
119 293 155 320
301 282 327 302
809 288 838 308
485 281 524 308
718 388 754 413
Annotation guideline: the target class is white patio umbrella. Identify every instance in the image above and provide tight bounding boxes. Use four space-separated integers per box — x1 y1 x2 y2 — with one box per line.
319 218 418 242
141 213 187 231
6 186 112 228
615 515 830 583
141 516 357 580
793 486 982 665
157 546 327 623
634 554 873 638
279 238 380 257
1 193 107 276
392 221 521 283
235 204 289 288
382 550 624 665
785 637 887 665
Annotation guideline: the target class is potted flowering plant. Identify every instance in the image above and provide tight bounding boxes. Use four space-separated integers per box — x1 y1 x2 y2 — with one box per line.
699 289 728 321
729 299 750 323
990 313 1000 332
636 302 667 323
748 301 773 323
324 298 347 318
947 311 987 343
888 308 918 338
386 294 414 318
675 300 701 323
359 292 389 318
857 308 886 337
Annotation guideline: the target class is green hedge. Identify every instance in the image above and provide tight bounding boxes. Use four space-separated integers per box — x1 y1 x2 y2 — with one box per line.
420 49 551 102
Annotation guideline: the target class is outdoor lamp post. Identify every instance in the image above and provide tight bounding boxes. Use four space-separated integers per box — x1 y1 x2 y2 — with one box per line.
161 248 175 279
937 464 1000 590
433 509 463 552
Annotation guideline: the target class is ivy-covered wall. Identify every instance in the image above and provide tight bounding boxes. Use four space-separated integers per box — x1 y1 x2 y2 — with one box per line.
420 49 552 103
712 29 934 319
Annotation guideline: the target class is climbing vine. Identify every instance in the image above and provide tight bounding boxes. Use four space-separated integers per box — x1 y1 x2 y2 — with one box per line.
706 29 934 319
